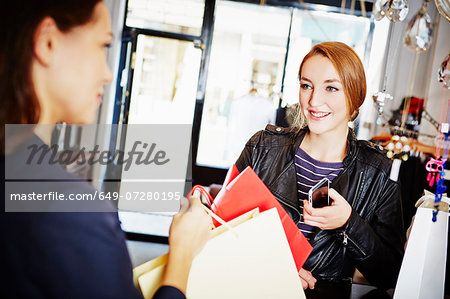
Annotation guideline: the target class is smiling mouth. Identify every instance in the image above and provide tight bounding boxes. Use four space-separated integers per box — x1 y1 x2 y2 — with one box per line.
310 111 331 118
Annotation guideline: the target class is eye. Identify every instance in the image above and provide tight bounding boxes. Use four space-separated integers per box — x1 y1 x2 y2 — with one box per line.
300 83 312 90
326 86 338 92
103 43 111 49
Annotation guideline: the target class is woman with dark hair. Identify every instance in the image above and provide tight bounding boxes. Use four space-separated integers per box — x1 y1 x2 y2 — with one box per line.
236 42 404 294
1 1 211 298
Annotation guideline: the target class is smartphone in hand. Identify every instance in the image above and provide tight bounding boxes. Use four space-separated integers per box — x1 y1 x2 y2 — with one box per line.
308 178 330 208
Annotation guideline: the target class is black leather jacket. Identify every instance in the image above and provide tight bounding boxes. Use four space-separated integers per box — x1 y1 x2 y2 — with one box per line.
235 125 405 290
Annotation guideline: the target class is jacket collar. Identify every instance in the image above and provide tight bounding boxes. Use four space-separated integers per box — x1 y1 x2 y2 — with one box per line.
291 127 358 167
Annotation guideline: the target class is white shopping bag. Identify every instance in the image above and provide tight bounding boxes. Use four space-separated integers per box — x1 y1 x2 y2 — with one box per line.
394 193 449 299
135 208 305 299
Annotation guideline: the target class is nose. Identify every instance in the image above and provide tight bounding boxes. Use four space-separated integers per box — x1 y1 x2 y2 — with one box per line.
104 63 113 84
308 89 323 107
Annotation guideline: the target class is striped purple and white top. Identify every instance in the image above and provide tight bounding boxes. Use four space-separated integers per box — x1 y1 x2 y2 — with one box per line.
295 146 343 240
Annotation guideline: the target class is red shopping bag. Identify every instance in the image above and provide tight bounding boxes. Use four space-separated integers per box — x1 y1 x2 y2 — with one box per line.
191 165 312 271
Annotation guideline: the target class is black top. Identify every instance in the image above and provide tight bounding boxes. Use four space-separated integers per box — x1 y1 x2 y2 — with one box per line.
1 135 184 299
153 286 186 299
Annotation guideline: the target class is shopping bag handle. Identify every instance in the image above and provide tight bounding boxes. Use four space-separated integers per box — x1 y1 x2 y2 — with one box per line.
189 185 214 208
188 185 238 237
199 204 238 237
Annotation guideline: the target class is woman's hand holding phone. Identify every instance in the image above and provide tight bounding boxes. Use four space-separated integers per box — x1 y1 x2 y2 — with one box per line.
303 188 352 230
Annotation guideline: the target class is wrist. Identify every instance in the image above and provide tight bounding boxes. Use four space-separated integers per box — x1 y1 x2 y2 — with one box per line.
342 207 352 228
168 244 195 265
338 207 352 229
161 248 194 294
345 207 352 223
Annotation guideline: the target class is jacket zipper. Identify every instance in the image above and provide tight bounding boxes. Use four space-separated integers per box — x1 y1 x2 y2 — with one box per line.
310 233 328 246
342 171 366 256
341 231 367 256
310 240 337 272
267 158 303 221
353 171 364 203
276 196 302 222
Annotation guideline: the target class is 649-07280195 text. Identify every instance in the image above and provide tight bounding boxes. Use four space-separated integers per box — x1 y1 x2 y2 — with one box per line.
9 191 182 201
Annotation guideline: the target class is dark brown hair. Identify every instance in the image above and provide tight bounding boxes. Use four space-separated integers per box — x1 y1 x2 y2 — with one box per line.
293 41 367 128
0 0 102 153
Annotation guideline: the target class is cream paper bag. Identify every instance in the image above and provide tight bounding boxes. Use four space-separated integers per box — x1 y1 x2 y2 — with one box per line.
133 208 261 298
134 208 305 299
394 192 449 299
